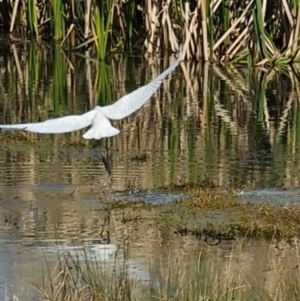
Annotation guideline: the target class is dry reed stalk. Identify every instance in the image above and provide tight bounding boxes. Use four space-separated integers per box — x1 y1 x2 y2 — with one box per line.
201 0 209 61
212 0 223 13
84 0 92 38
292 4 300 55
223 27 250 61
144 0 158 54
226 36 249 60
182 2 198 60
85 50 95 108
282 0 294 27
60 24 75 48
10 0 20 32
165 1 179 52
213 0 254 51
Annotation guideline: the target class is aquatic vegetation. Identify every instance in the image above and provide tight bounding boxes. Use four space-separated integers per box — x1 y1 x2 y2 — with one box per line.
2 0 300 63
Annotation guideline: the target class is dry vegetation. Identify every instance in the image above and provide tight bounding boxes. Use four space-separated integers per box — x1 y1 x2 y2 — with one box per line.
30 230 300 301
0 0 300 65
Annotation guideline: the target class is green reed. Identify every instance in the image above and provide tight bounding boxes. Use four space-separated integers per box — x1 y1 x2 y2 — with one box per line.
52 0 65 41
253 0 267 61
96 61 114 106
124 0 135 46
27 0 40 40
92 1 114 60
53 48 66 114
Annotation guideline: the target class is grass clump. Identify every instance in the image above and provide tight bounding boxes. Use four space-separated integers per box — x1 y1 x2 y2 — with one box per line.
181 188 242 210
34 245 134 301
32 241 300 301
173 201 300 242
239 204 300 240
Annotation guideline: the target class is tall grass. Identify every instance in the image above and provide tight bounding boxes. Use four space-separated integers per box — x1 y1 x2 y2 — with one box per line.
2 0 300 65
32 243 300 301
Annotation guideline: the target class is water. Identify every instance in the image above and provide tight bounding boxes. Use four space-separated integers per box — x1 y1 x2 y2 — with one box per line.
0 45 299 299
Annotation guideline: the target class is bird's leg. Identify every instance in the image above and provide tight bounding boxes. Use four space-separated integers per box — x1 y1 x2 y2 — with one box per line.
100 146 112 245
100 138 114 244
100 138 113 204
91 138 111 177
91 138 102 149
101 138 111 178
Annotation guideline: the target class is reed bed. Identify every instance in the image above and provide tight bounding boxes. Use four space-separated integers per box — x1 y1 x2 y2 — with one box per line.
1 0 300 65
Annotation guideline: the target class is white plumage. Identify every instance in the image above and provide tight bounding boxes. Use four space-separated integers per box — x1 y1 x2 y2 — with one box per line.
0 53 181 140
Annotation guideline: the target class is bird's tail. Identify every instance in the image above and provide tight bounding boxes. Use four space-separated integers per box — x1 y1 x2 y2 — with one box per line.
82 125 120 140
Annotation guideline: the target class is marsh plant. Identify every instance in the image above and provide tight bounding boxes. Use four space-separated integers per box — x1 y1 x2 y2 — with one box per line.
32 242 300 301
34 244 134 301
2 0 300 64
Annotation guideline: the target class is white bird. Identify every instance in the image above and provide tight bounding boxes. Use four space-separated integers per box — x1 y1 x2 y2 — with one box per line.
0 53 181 140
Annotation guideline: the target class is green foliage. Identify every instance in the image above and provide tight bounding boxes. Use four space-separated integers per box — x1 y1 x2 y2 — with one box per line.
52 0 65 41
92 0 114 60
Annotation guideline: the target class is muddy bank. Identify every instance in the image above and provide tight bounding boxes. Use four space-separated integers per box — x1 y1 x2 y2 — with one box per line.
1 184 299 245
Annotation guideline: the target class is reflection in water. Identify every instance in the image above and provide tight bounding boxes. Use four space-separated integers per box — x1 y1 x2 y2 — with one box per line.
0 47 299 189
0 45 299 299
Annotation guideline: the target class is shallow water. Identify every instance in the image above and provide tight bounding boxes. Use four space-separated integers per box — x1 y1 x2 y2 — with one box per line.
0 45 300 299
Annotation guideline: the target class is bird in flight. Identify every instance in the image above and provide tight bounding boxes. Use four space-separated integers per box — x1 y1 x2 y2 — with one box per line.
0 53 181 140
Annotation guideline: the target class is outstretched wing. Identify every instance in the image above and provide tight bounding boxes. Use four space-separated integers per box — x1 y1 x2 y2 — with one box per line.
100 52 182 120
0 109 97 134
